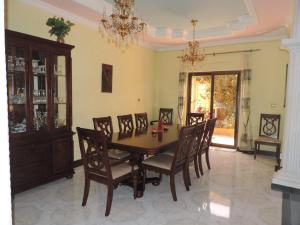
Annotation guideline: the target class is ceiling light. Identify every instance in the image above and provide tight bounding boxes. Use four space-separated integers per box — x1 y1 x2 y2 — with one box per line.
99 0 147 49
179 19 205 67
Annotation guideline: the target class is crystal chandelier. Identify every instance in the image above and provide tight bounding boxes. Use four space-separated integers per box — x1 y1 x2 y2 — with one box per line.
179 19 205 67
100 0 146 47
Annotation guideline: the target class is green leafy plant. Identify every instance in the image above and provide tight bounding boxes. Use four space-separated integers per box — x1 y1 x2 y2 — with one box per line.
46 17 74 40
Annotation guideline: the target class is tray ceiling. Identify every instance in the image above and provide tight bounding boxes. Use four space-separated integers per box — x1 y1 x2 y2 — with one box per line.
28 0 293 49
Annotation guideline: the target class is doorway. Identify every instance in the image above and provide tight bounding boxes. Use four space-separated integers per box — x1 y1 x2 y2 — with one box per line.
187 71 240 148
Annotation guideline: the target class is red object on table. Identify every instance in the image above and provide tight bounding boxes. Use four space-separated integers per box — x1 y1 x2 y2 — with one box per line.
158 120 163 131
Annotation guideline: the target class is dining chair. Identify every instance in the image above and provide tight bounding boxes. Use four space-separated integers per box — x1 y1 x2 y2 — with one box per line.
186 122 206 184
134 112 149 130
198 118 217 175
186 112 205 126
117 114 134 133
93 116 131 161
150 108 173 125
142 125 195 201
163 122 205 181
76 127 138 216
254 114 281 171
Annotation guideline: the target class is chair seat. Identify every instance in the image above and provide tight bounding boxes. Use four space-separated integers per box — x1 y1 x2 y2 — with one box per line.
163 149 175 156
108 149 130 160
142 153 174 171
255 136 281 145
110 162 135 179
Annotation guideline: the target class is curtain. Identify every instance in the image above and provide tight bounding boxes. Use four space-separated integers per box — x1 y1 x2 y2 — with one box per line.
177 71 188 125
238 68 253 151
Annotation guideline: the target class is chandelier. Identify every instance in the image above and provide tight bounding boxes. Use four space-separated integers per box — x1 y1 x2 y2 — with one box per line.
100 0 146 47
179 19 205 67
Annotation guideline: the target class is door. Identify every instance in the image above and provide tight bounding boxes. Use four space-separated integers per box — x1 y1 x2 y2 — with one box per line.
188 71 240 148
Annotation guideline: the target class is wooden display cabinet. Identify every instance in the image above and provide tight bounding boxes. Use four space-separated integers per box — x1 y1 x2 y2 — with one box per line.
5 30 75 194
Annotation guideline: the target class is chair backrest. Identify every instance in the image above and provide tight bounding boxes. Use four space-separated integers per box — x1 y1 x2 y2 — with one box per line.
134 112 149 130
200 118 217 152
76 127 112 180
159 108 173 125
188 122 206 158
259 114 280 139
93 116 113 140
186 113 205 126
117 114 134 133
171 125 195 170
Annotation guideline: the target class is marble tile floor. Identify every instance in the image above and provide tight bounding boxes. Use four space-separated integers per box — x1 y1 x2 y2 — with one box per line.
13 149 282 225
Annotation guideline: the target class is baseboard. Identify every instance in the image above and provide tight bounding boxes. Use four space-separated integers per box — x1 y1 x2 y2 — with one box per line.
237 148 276 157
73 159 82 168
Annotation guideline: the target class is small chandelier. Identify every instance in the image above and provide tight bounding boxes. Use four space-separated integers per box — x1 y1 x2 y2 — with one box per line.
100 0 146 48
179 19 205 67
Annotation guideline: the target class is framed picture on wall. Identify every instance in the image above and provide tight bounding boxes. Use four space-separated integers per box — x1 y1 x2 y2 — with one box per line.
101 64 113 93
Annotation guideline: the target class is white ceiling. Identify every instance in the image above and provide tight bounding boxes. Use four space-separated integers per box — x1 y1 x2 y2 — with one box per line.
125 0 249 31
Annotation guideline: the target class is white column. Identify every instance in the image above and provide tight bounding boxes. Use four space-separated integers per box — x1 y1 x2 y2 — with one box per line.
272 0 300 189
0 0 12 224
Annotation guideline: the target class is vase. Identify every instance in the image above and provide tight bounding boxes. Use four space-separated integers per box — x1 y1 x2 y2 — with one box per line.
57 37 65 43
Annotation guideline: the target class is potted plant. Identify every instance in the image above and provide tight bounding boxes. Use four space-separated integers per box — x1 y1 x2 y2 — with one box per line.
46 16 74 43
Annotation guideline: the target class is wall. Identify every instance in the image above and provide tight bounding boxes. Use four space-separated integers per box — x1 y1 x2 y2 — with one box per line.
6 0 156 160
154 41 289 150
6 0 289 159
0 0 12 224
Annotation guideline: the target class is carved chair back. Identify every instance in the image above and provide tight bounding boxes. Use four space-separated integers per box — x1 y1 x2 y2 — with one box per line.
77 127 112 181
93 116 113 140
259 114 280 139
134 112 149 130
186 113 205 126
117 114 134 133
188 122 206 158
171 125 195 170
159 108 173 125
199 118 217 153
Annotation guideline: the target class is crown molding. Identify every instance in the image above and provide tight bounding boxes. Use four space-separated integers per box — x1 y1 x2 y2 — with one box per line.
18 0 288 51
152 28 289 51
18 0 99 29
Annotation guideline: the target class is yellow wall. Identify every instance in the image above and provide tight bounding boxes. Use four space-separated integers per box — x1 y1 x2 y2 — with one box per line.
6 0 289 157
154 41 289 150
6 0 156 160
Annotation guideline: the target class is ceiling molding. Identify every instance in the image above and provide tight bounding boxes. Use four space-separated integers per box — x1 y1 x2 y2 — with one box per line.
146 0 258 40
152 27 289 51
19 0 99 30
18 0 290 51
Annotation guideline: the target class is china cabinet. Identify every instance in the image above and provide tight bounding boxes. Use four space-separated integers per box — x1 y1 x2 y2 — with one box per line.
5 30 75 194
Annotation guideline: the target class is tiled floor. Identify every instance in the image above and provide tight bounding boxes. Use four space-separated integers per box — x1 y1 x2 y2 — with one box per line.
13 149 282 225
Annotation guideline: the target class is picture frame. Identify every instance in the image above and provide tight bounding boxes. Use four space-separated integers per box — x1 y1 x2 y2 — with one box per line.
101 64 113 93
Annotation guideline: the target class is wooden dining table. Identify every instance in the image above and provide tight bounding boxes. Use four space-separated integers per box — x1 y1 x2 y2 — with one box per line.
110 125 181 197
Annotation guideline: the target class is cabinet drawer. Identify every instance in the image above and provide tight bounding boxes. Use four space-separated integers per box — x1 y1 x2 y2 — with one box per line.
12 161 51 187
10 142 51 168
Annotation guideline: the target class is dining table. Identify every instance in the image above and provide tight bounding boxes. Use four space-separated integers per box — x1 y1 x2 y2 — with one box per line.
110 124 181 197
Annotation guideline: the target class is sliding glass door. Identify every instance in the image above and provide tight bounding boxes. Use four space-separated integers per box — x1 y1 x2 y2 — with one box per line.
188 71 240 148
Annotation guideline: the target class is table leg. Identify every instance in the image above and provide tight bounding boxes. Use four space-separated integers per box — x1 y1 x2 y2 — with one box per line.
145 173 162 186
275 144 282 171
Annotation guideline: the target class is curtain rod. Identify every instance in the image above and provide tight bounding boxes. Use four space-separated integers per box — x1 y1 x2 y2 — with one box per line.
205 49 261 56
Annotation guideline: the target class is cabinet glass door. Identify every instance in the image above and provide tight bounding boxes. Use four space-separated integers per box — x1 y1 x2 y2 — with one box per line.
7 45 27 133
53 55 67 128
32 49 48 131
